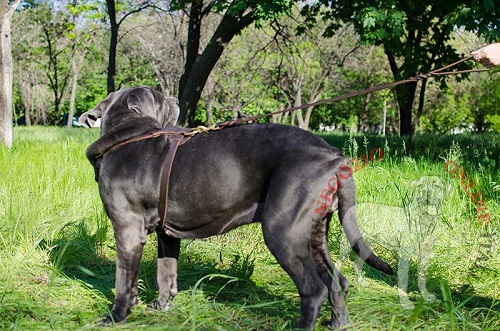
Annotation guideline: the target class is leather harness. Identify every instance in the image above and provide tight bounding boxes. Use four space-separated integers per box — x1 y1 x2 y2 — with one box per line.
157 130 192 232
95 126 220 232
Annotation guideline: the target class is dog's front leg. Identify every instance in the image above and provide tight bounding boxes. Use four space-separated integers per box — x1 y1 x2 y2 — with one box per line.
148 231 180 311
397 256 414 309
104 224 146 324
417 241 436 302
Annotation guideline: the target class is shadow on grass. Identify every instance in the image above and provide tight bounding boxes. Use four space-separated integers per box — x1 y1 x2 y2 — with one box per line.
448 283 500 311
46 218 499 329
140 252 299 321
46 220 299 324
352 259 500 315
335 232 500 316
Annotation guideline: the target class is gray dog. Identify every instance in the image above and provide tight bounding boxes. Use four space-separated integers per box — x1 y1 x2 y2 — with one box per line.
79 86 393 330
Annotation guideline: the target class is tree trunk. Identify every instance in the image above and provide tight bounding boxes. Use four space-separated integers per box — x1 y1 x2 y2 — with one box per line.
0 0 21 148
25 98 31 126
204 75 215 126
177 8 256 127
408 79 428 149
178 1 202 99
294 85 304 128
360 91 372 132
107 0 118 94
394 82 417 136
384 45 418 137
67 57 78 128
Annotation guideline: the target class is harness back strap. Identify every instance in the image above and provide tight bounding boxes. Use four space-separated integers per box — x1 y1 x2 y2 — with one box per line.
92 125 221 232
158 134 192 230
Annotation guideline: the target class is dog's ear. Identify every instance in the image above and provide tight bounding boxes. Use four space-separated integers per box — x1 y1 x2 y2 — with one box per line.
159 97 179 127
126 87 179 127
125 87 154 116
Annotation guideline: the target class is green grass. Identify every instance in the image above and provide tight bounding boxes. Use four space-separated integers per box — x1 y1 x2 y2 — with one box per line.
317 132 500 171
0 126 499 330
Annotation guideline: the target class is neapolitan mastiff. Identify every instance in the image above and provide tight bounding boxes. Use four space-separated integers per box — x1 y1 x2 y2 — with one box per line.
79 86 393 330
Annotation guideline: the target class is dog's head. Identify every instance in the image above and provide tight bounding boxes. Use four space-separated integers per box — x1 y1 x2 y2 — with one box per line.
78 86 179 133
411 176 450 216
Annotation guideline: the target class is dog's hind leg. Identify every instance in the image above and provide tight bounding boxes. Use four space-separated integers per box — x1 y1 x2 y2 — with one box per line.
262 218 328 331
311 215 350 329
148 231 180 311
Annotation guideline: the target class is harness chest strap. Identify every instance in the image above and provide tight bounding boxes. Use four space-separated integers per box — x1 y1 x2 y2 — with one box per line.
158 134 192 230
93 125 219 232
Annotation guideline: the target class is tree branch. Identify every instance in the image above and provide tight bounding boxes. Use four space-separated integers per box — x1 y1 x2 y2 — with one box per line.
7 0 21 17
117 2 153 27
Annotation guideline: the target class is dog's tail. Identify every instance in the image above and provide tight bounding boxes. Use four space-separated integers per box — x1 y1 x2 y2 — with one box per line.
337 167 394 275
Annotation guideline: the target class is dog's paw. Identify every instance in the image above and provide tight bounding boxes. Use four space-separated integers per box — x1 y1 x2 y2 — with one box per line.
100 314 116 326
422 291 436 302
99 313 126 326
323 319 351 330
399 299 415 310
398 289 415 310
147 299 173 311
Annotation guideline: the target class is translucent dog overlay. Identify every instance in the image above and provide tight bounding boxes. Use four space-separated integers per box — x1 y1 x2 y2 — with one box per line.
338 176 448 309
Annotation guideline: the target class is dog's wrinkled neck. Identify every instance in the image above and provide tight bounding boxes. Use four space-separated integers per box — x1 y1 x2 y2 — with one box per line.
86 112 163 179
100 106 139 135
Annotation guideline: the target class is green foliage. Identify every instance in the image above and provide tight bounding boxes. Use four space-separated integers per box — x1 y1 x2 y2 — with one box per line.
471 72 500 132
301 0 499 135
419 91 471 134
329 1 475 78
10 0 498 133
172 0 294 21
358 6 405 43
452 1 500 41
486 114 500 132
13 0 108 124
419 71 500 134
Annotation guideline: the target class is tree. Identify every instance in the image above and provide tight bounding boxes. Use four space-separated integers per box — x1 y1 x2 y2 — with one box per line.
419 91 471 134
0 0 21 148
302 0 500 137
105 0 163 94
418 34 500 134
268 20 352 131
469 70 500 133
198 12 394 132
66 1 99 128
13 1 109 126
123 10 186 97
174 0 295 127
30 2 74 122
14 1 76 125
419 71 500 134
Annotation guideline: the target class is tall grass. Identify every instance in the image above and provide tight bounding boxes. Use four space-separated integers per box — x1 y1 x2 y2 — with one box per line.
318 132 500 171
0 127 498 330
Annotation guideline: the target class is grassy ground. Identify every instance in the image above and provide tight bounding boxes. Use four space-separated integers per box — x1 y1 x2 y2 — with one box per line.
0 126 499 330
